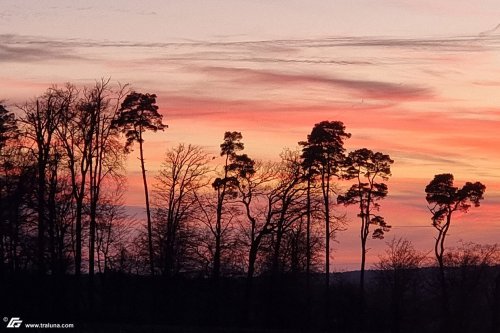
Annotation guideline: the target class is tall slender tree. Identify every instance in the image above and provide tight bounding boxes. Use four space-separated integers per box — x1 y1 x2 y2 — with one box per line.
84 80 126 277
113 92 167 275
55 84 90 275
211 131 245 280
300 121 351 294
338 148 393 295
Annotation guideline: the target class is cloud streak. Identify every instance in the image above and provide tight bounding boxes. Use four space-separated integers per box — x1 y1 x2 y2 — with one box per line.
2 31 499 66
0 43 82 62
199 66 433 101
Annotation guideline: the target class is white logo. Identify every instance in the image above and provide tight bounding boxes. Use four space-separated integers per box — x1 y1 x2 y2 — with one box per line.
6 317 23 328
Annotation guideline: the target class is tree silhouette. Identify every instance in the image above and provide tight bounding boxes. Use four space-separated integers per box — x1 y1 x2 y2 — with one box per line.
20 87 74 274
55 84 91 275
83 80 127 277
375 238 427 333
0 103 19 276
211 131 245 280
0 104 18 150
269 149 308 276
113 92 167 275
54 82 126 275
153 143 211 276
425 173 485 323
338 148 393 295
300 121 351 295
425 174 485 273
95 186 134 273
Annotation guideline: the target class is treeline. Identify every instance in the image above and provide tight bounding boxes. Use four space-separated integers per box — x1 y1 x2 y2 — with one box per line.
0 80 396 283
1 81 498 332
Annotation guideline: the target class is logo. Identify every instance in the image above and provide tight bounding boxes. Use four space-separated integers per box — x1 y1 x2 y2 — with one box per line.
6 317 23 328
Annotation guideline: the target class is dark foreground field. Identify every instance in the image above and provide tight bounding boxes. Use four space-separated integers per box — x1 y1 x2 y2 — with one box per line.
2 267 500 333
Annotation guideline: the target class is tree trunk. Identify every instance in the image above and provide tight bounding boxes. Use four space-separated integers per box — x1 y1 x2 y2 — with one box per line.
272 225 283 275
0 235 3 278
247 244 258 281
164 217 174 277
37 153 46 275
305 174 312 328
139 135 154 276
89 188 96 278
213 181 225 281
75 196 83 276
0 182 4 277
306 174 311 278
360 217 368 295
360 236 366 293
324 175 330 291
323 172 331 328
48 167 57 274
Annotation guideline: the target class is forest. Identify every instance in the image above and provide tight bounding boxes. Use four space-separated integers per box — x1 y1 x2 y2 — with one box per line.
1 80 499 333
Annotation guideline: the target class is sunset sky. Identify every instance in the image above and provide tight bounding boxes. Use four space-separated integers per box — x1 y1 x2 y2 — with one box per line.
2 1 500 270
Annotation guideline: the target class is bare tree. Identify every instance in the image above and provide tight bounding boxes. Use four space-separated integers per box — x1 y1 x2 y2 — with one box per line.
192 191 242 277
266 149 308 276
443 242 500 333
237 160 279 282
20 86 77 274
153 143 211 276
376 237 427 333
95 185 135 273
83 80 127 277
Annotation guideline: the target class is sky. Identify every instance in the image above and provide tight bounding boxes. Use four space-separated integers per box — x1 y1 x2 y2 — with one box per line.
1 0 500 270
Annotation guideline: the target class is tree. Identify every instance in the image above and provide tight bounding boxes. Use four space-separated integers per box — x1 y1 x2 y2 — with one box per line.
113 91 167 275
54 80 126 276
192 191 242 277
269 149 308 276
83 80 126 277
0 103 18 151
153 143 211 276
425 174 485 273
443 242 499 333
55 84 90 275
425 173 485 322
300 121 351 293
237 160 280 283
338 148 393 294
94 186 135 273
20 86 76 273
0 103 19 276
211 131 245 280
375 238 427 333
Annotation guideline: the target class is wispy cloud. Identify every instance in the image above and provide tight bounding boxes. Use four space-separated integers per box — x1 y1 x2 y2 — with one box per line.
0 43 82 62
199 66 433 101
472 80 500 87
2 31 499 64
